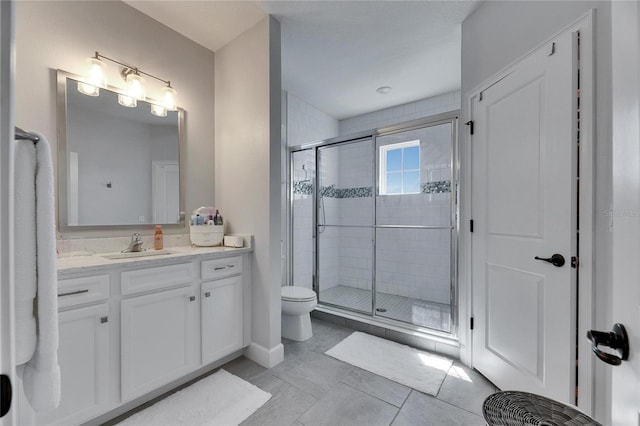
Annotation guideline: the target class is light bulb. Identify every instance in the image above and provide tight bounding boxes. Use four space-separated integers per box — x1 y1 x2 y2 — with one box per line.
77 56 106 96
126 73 145 100
118 94 137 108
150 103 167 117
160 85 177 111
87 57 107 88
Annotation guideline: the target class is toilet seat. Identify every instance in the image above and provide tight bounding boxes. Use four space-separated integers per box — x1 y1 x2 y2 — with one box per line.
281 286 316 302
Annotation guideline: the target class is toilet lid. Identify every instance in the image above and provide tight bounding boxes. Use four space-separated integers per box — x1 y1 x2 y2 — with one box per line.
281 286 316 302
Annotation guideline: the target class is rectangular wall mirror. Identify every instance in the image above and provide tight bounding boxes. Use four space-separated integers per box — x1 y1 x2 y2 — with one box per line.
57 70 185 231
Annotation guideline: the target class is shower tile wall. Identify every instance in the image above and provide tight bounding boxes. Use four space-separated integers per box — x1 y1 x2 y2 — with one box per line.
339 90 460 135
287 92 339 147
288 91 339 290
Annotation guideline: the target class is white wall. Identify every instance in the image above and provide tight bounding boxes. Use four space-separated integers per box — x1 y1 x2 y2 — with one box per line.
461 1 612 422
339 90 460 135
215 16 283 368
14 1 215 236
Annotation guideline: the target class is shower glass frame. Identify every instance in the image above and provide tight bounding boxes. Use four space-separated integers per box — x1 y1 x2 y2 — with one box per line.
288 111 460 338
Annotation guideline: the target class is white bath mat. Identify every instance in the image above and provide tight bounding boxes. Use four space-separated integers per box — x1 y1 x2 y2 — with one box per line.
326 331 453 396
118 369 271 426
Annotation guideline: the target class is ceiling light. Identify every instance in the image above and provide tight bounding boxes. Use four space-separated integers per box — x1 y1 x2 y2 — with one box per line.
376 86 392 94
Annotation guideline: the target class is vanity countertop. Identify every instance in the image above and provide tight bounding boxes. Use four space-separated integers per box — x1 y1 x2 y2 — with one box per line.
57 245 252 276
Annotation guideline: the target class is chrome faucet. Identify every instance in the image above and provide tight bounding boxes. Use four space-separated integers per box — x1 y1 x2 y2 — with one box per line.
122 233 144 253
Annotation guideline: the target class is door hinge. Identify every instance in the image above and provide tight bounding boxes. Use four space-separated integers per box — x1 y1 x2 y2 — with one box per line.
470 219 474 233
470 317 474 330
465 120 474 135
571 256 578 269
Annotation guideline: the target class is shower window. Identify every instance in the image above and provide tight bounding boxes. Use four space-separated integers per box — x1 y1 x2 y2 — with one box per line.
379 140 420 195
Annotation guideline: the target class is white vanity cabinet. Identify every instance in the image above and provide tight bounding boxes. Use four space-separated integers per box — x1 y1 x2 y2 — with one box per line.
31 276 110 426
31 247 251 426
120 263 198 402
201 256 244 364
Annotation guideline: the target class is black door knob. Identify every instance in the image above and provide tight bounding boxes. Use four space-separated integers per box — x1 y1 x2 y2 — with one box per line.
0 374 11 418
587 323 629 366
534 253 565 267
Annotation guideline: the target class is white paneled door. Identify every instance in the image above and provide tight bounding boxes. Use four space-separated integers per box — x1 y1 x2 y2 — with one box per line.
471 28 577 403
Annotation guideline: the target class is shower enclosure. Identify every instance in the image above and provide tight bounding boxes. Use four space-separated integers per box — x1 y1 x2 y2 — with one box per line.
289 113 457 335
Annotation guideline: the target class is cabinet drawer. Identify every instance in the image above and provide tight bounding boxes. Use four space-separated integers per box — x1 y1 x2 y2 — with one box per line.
121 263 194 296
201 256 242 281
58 275 110 309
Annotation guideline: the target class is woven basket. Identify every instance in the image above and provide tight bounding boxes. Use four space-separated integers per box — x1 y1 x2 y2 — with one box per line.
482 391 602 426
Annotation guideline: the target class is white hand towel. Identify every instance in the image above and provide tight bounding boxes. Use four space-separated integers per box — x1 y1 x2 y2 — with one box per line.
15 132 61 411
14 140 37 365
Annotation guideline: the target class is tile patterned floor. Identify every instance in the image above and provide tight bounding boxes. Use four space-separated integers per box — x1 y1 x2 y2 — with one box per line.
320 285 451 332
221 318 498 426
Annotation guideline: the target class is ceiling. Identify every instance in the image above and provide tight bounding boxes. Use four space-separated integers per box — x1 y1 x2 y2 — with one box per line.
124 1 480 120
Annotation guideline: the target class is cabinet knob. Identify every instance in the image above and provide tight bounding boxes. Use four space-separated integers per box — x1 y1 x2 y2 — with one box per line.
205 291 211 298
189 296 196 302
100 316 108 323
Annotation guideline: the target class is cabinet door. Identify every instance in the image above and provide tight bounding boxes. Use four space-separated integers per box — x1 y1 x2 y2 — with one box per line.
35 304 109 426
121 286 197 401
201 276 243 365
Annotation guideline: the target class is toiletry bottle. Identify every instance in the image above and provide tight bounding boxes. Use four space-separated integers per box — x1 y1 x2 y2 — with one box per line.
214 209 223 225
154 225 163 250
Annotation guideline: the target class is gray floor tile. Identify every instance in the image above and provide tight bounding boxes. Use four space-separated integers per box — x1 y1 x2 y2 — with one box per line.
391 390 485 426
344 318 387 338
298 382 398 426
284 319 353 360
269 350 352 398
341 367 411 407
311 310 347 327
436 363 496 416
222 356 267 381
242 374 317 426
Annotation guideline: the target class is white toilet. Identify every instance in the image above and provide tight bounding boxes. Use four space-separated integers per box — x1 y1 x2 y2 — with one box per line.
281 286 317 341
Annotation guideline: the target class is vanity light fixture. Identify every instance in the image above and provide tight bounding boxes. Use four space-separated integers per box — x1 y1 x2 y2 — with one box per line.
78 51 178 114
77 55 107 96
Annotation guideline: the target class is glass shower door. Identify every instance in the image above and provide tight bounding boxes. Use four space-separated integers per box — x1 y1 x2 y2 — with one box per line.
316 139 374 314
374 122 455 332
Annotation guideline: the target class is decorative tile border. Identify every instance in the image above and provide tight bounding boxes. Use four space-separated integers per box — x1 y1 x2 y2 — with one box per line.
293 180 452 197
422 180 451 194
293 181 313 195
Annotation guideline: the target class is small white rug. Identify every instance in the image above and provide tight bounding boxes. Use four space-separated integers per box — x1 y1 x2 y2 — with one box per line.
118 369 271 426
326 332 453 396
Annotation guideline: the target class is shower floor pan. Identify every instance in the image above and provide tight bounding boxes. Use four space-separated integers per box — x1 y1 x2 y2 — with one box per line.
319 285 451 332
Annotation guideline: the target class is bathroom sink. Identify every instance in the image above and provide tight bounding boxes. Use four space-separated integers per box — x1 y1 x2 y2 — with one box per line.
102 250 175 260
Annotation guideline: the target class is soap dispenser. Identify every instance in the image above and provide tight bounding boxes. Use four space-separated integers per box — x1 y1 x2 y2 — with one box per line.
154 225 163 250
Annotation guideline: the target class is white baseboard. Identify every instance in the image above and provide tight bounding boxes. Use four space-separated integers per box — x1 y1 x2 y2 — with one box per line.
245 341 284 368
